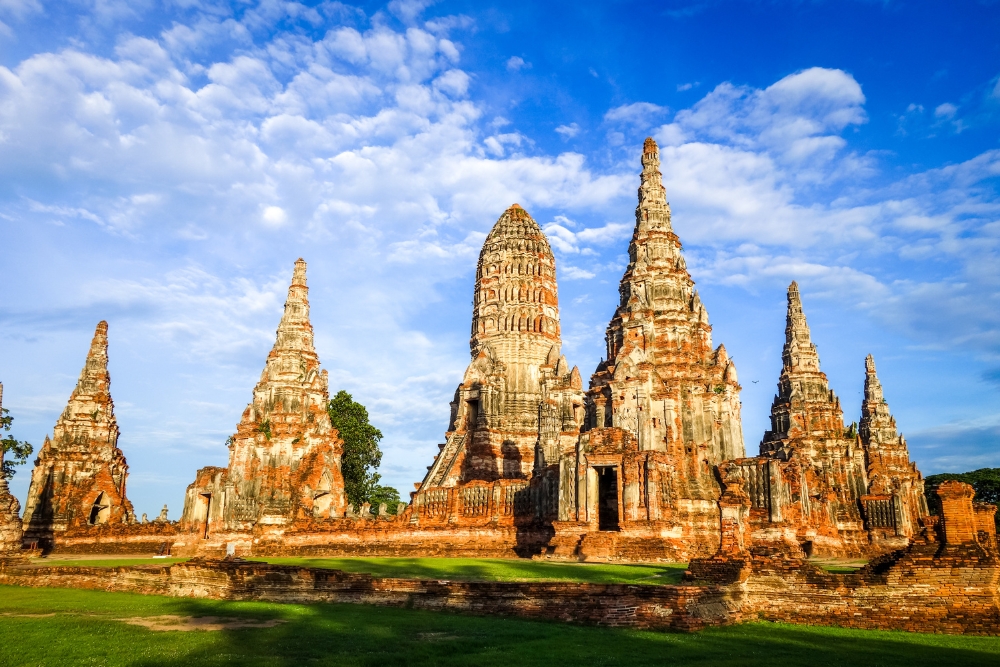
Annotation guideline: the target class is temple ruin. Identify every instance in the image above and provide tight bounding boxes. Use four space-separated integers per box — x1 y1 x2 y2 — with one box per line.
21 321 135 548
179 259 346 546
550 138 745 561
4 138 943 566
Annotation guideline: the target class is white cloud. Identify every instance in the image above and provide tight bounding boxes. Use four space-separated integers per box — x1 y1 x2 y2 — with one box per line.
561 265 596 280
555 122 579 138
388 0 436 24
0 0 42 20
261 205 288 227
543 219 631 254
676 82 699 92
658 67 865 166
506 56 529 72
935 102 958 118
604 102 668 126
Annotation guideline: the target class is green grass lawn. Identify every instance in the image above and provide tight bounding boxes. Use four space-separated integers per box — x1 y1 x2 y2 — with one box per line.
258 556 689 585
2 585 999 667
809 557 868 574
27 556 689 585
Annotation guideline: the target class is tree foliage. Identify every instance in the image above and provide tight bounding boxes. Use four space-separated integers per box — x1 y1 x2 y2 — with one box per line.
1 406 33 481
327 390 400 512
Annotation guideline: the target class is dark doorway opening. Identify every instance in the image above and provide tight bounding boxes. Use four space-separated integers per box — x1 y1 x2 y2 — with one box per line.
200 493 212 539
597 467 620 531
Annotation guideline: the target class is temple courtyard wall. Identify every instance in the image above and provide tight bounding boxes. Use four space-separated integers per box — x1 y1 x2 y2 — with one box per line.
3 537 1000 635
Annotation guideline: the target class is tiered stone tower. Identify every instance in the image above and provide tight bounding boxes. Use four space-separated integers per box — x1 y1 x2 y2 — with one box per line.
758 283 868 549
22 322 135 545
181 259 346 537
420 204 584 491
554 138 743 559
588 138 744 463
859 354 926 536
0 384 25 555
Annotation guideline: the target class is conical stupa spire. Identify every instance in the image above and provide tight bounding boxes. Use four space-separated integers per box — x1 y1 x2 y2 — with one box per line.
21 321 133 535
471 203 561 365
586 137 744 467
271 258 315 356
184 256 346 528
782 282 820 373
860 354 897 445
638 138 667 207
52 321 118 449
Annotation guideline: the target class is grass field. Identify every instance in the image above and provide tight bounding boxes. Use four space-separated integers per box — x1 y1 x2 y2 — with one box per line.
2 585 999 666
28 556 689 585
258 556 689 585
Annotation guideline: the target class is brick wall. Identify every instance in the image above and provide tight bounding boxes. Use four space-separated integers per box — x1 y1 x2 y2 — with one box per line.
0 559 731 632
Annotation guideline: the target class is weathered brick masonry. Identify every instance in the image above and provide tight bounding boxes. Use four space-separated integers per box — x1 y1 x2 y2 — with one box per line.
0 559 731 632
686 480 1000 635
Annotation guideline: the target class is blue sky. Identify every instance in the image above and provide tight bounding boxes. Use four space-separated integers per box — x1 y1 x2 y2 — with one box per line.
1 0 998 518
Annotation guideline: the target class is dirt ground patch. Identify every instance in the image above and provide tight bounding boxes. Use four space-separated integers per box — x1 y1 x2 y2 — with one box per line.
120 615 286 632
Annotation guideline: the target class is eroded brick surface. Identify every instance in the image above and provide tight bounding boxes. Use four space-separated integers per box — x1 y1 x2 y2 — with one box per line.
179 259 346 540
0 558 730 632
21 322 136 548
9 139 990 635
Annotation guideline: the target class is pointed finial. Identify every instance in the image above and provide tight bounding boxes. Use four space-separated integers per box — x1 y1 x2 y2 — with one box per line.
510 203 522 209
865 354 876 373
638 138 666 206
292 258 307 287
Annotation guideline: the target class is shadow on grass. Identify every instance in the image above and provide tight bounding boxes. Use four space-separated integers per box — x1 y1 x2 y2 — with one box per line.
2 586 1000 667
257 556 688 585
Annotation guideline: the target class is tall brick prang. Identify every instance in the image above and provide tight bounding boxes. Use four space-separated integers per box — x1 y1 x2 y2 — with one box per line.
22 322 135 547
418 204 584 493
859 354 926 537
555 138 744 561
180 259 346 540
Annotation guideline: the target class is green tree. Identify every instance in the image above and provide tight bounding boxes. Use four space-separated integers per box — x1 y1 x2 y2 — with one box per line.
1 406 33 481
327 390 401 513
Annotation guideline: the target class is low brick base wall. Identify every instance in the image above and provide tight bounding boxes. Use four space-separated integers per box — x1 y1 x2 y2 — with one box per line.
0 559 734 632
740 545 1000 635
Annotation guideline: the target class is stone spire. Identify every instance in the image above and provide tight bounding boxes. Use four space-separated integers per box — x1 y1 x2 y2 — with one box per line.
418 204 584 490
181 258 346 531
470 203 562 370
782 282 821 374
52 321 120 452
761 282 847 456
636 137 671 231
858 354 925 519
254 258 322 401
859 355 897 445
23 322 134 541
587 137 743 464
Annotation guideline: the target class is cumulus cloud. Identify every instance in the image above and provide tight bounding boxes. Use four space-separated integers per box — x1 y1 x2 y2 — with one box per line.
555 122 579 138
604 102 668 126
935 102 958 118
506 56 529 72
543 218 631 254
